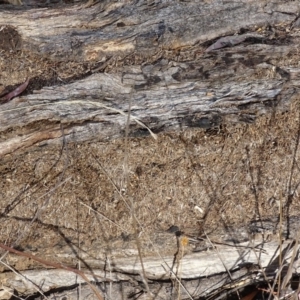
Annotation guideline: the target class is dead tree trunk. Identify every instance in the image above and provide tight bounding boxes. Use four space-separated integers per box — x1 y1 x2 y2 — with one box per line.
1 1 300 299
1 0 299 154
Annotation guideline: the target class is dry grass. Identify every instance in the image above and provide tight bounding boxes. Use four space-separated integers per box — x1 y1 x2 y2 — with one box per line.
1 97 300 298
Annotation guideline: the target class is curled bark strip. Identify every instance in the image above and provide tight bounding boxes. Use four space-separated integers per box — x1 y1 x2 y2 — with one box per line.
205 34 249 52
0 78 29 103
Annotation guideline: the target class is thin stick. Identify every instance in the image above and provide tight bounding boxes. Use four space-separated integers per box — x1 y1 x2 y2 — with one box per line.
79 201 125 230
123 92 152 297
162 265 194 300
278 193 283 295
204 232 233 281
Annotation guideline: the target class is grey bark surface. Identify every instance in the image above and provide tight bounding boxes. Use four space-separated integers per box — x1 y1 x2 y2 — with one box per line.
1 232 300 299
0 0 300 155
1 0 300 299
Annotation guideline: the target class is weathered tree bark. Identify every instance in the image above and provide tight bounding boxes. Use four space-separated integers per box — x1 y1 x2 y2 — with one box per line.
1 218 300 299
1 0 300 299
0 0 299 154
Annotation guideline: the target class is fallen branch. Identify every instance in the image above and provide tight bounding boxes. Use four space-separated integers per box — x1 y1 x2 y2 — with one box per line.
0 243 104 300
